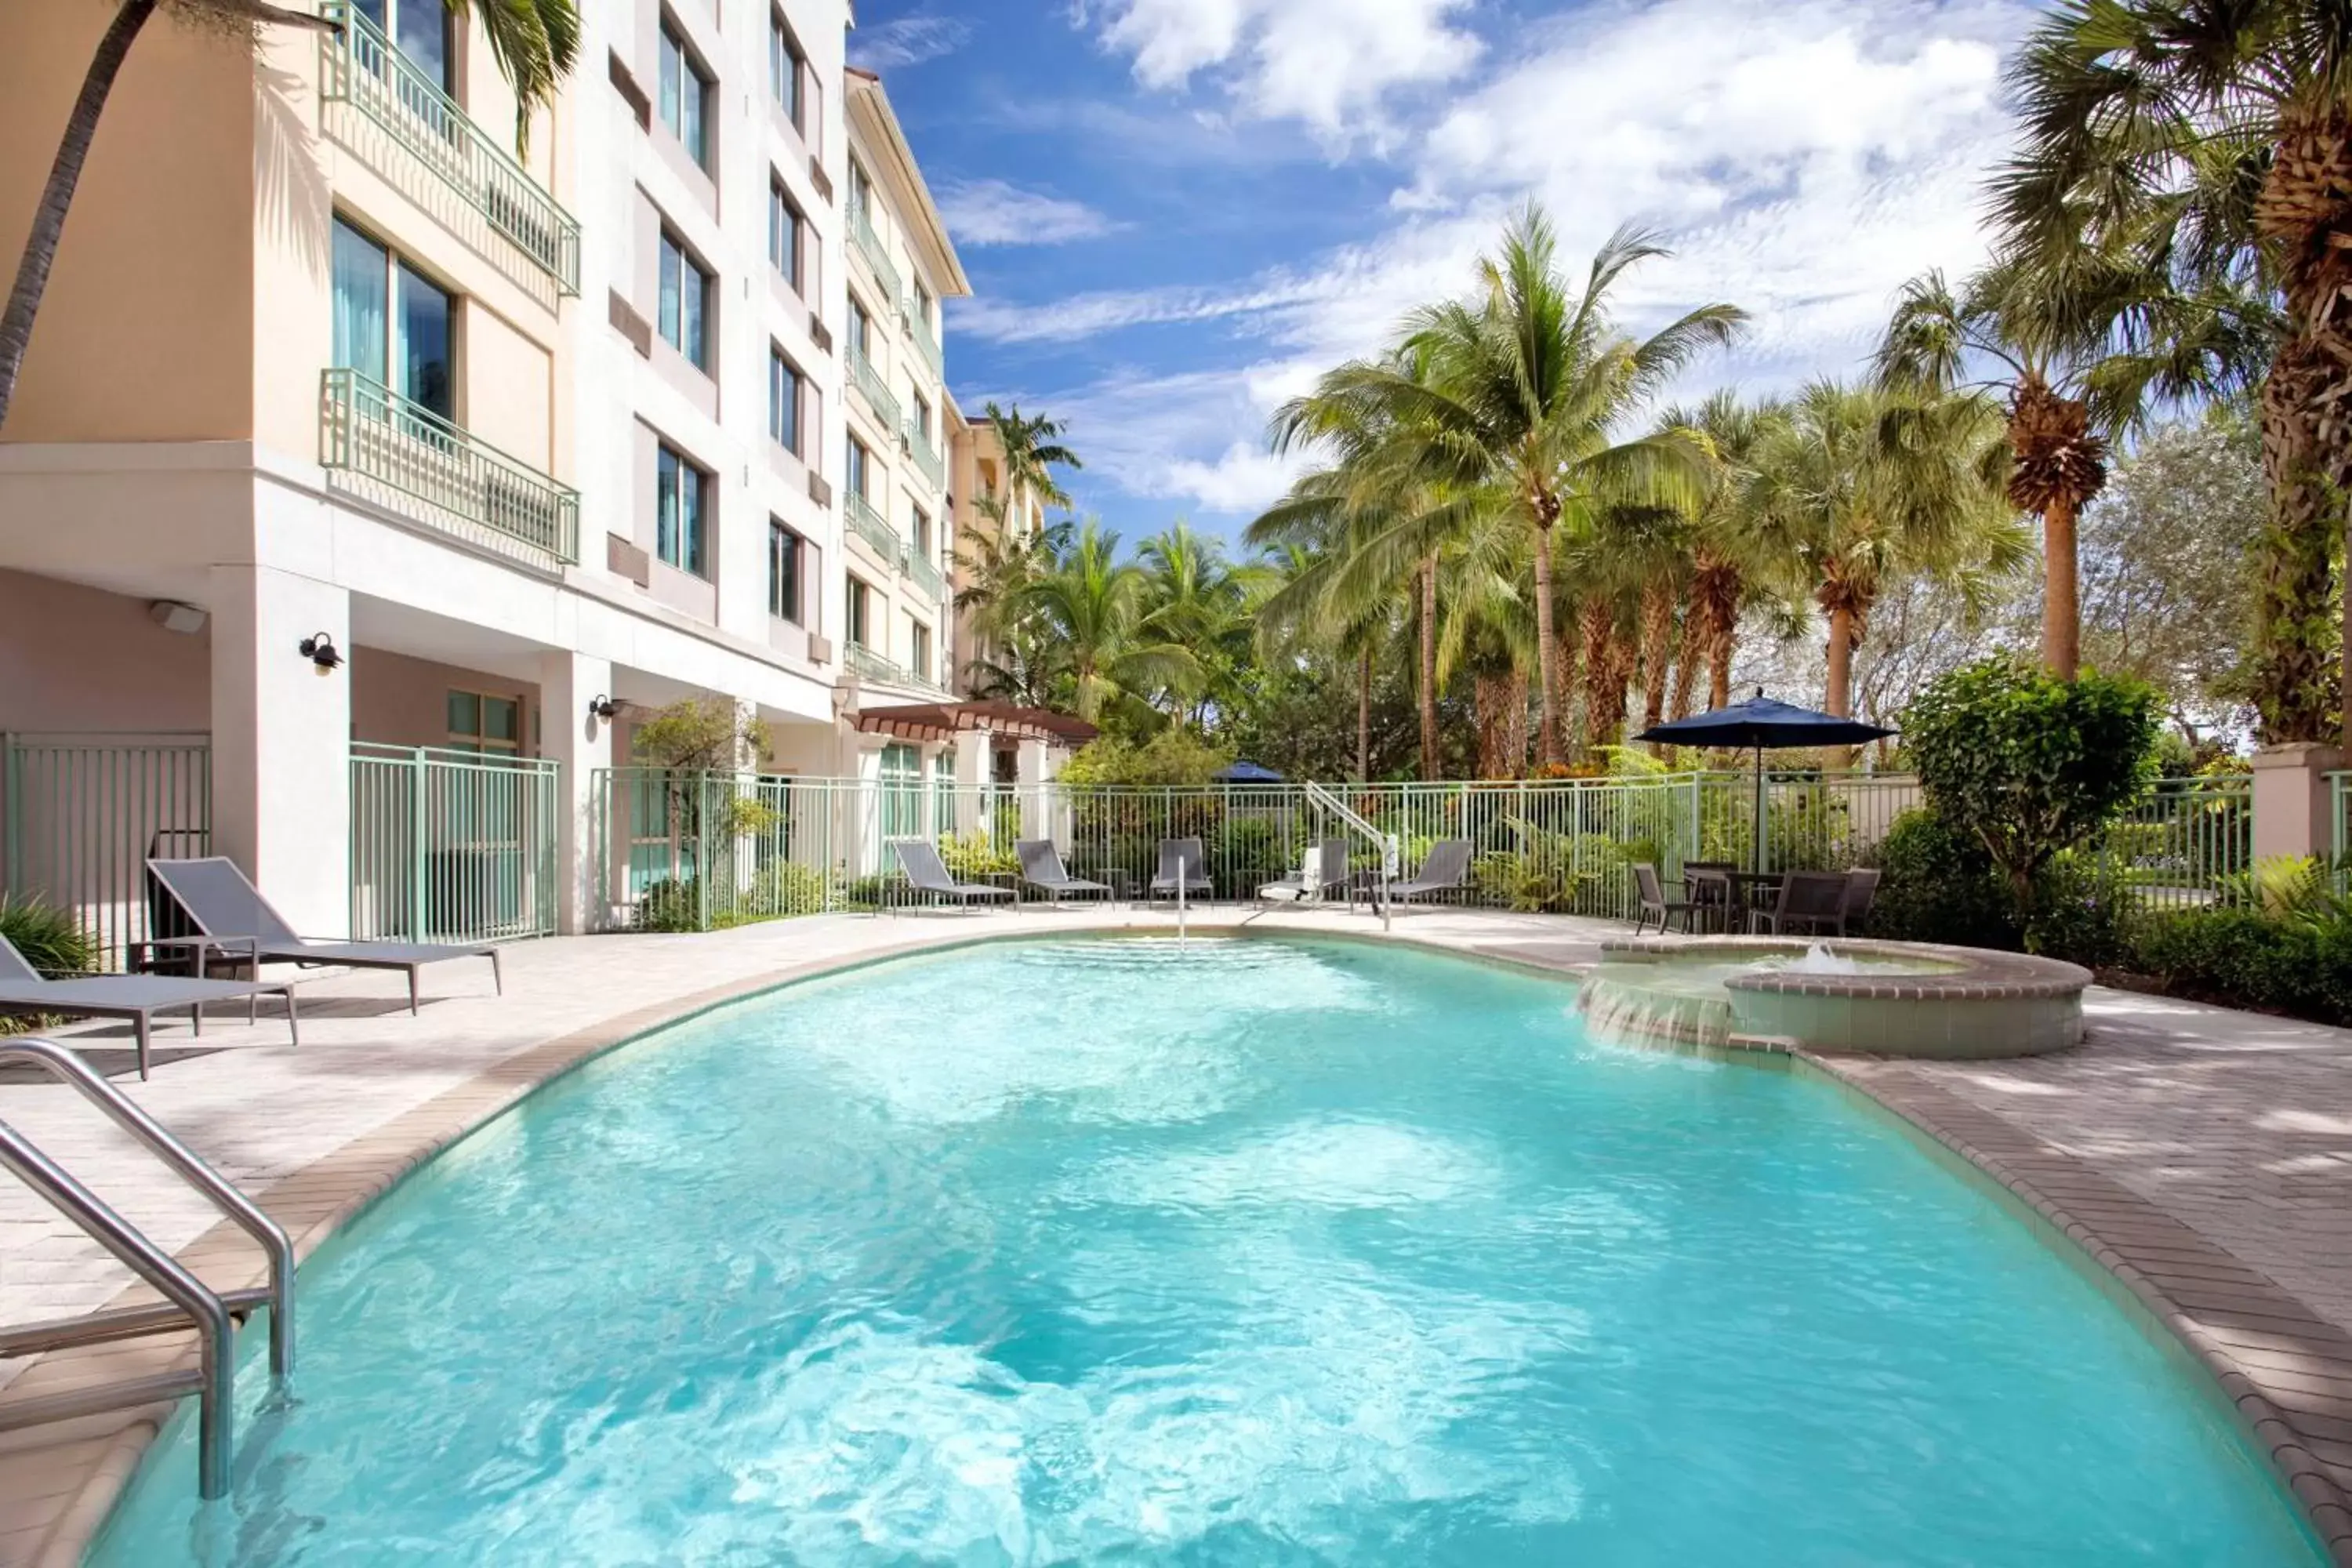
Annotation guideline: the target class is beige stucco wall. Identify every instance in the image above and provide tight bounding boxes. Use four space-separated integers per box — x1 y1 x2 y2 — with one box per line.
0 569 211 732
351 646 540 753
0 9 256 444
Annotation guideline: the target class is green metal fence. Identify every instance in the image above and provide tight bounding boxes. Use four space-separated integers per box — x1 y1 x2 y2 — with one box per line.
2100 775 2252 912
350 744 561 943
1 732 211 969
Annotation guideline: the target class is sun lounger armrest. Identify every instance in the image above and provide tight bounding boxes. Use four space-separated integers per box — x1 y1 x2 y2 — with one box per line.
137 934 260 974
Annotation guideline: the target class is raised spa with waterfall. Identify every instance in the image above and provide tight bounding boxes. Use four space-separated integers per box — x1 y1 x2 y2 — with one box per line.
1577 937 2091 1057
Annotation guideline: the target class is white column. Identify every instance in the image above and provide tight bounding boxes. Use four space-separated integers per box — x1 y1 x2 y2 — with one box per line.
538 651 613 934
955 727 992 839
209 564 350 935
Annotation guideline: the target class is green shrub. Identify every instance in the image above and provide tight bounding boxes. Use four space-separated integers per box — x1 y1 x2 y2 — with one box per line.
633 878 705 933
1058 729 1233 787
746 859 829 916
938 831 1018 880
0 897 96 976
1864 811 2018 949
2129 908 2352 1025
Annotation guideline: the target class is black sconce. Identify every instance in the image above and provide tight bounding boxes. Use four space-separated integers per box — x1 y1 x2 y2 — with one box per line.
588 694 619 720
297 633 343 672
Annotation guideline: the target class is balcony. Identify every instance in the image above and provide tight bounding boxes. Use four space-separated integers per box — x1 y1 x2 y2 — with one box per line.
903 421 944 489
848 197 903 304
844 488 903 565
906 546 946 604
848 339 901 430
846 641 945 692
319 368 580 564
906 306 943 380
318 3 581 294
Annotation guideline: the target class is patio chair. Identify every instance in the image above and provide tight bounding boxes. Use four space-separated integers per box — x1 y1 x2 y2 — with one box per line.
1748 870 1853 938
891 840 1014 912
1258 839 1351 904
1150 838 1212 902
1686 866 1739 933
0 934 297 1081
146 857 501 1016
1015 840 1112 905
1391 840 1474 906
1632 863 1702 936
1841 868 1882 934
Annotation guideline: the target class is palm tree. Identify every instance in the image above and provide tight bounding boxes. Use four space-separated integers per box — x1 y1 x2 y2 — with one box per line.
1990 2 2319 732
1317 209 1744 766
1751 380 2027 724
1669 391 1788 713
1136 521 1266 725
0 0 580 432
1016 521 1199 725
979 401 1083 528
1875 266 2253 680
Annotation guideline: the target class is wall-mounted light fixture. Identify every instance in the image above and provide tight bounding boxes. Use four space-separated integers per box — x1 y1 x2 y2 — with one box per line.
147 600 207 635
587 694 619 720
297 632 343 672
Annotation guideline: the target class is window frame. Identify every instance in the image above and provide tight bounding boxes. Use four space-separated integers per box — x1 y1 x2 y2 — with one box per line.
909 502 931 560
656 16 713 169
656 228 712 372
331 213 457 419
846 574 873 648
768 518 805 626
846 434 871 502
769 9 806 132
908 618 932 683
768 177 804 294
769 344 804 456
655 441 710 579
445 689 523 756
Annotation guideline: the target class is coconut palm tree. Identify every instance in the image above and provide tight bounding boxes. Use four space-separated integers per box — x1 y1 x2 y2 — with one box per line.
1016 521 1199 725
1989 1 2320 731
1136 521 1267 725
979 401 1083 528
1668 391 1789 714
1751 380 2027 724
1321 209 1743 767
0 0 580 432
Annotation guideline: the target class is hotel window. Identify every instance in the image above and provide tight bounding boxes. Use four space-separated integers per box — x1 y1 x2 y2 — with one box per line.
655 443 709 578
846 434 870 501
332 216 453 418
770 347 804 455
846 575 873 648
768 520 804 624
446 691 521 756
912 279 934 336
910 391 932 444
658 230 710 370
848 159 873 217
908 619 932 681
355 0 452 94
657 19 711 168
770 10 805 132
768 180 804 293
909 503 931 561
848 297 871 360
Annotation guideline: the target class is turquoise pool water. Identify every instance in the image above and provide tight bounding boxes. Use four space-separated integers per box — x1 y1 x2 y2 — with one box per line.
93 938 2321 1565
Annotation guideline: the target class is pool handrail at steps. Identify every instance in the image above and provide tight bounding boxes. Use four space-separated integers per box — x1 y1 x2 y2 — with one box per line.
0 1037 296 1500
1303 782 1398 930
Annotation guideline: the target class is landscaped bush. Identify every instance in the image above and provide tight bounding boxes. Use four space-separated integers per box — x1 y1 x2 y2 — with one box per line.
746 859 829 916
2128 907 2352 1025
1865 811 2017 947
0 897 96 1037
632 877 704 933
938 831 1018 880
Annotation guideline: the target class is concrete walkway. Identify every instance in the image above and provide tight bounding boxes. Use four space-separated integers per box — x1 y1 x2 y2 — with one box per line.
1 908 2347 1564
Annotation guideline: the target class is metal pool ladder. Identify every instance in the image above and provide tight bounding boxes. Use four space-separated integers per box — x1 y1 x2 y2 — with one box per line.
1304 782 1399 931
0 1036 296 1499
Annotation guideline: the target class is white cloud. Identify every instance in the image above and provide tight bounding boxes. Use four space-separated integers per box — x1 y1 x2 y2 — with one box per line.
848 15 970 69
993 0 2032 519
936 180 1123 247
1078 0 1481 145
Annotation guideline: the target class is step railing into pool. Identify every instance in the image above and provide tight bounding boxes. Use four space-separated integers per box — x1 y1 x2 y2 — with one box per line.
1305 782 1399 931
0 1037 296 1500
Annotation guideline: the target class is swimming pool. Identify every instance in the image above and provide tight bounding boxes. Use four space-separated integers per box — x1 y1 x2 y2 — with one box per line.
92 937 2323 1564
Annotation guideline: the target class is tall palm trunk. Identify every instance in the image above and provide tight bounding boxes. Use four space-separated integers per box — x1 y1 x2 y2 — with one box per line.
1474 670 1514 779
1668 641 1699 723
1824 601 1857 718
1690 554 1742 711
1638 579 1675 740
2042 495 2081 680
1577 597 1614 764
1504 671 1529 775
1417 555 1440 780
1356 645 1371 782
0 0 160 431
1530 522 1565 767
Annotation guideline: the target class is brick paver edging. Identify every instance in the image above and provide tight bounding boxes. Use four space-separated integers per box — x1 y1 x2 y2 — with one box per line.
5 924 2347 1565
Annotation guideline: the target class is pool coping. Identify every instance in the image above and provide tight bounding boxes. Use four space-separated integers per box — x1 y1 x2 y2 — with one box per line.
5 918 2347 1566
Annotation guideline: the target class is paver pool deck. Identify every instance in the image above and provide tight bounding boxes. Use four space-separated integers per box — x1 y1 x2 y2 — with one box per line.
0 906 2347 1564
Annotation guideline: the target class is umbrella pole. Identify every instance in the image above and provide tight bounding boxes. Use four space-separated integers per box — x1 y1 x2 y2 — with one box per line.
1752 745 1766 877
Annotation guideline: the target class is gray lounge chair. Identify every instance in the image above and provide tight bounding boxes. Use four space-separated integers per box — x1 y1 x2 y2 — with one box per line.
1750 870 1853 937
891 840 1014 911
146 857 500 1015
0 934 296 1080
1391 840 1474 906
1259 839 1350 904
1015 840 1112 904
1149 837 1211 902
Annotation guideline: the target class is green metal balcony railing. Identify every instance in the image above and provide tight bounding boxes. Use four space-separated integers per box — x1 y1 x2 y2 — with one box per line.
848 195 904 303
848 339 901 430
320 368 580 564
844 488 903 565
906 305 943 379
319 2 581 294
906 546 945 604
845 642 913 687
904 420 944 489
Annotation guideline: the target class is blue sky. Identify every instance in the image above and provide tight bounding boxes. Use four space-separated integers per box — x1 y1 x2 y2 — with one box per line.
849 0 2036 546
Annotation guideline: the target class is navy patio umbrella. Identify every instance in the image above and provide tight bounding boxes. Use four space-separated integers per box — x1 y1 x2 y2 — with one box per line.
1635 691 1895 874
1214 760 1286 784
